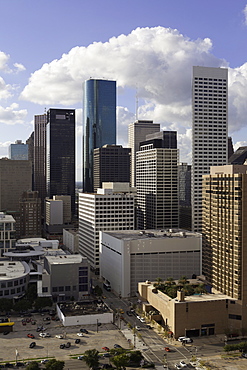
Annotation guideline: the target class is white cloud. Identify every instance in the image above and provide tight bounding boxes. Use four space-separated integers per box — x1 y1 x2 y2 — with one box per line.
243 5 247 25
0 140 11 158
0 51 10 71
18 26 247 163
13 63 26 73
0 77 12 100
0 103 27 125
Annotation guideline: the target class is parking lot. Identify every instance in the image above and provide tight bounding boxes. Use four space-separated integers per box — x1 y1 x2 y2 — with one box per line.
0 313 129 364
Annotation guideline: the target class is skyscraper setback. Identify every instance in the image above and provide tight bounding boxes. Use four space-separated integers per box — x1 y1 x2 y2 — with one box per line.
82 79 116 192
192 66 228 232
46 108 75 214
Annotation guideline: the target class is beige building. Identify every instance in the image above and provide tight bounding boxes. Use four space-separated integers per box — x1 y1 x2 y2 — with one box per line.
53 195 71 224
0 213 16 257
202 164 247 332
138 281 236 338
128 120 160 187
19 191 41 238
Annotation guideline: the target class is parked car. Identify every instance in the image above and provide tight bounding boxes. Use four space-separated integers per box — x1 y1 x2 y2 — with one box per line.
78 355 84 360
164 347 170 352
27 333 35 339
40 360 49 364
65 342 71 348
77 332 84 337
102 347 109 351
179 361 187 368
103 353 111 358
39 332 50 338
4 363 14 368
114 344 122 348
135 326 141 331
242 353 247 358
75 338 80 344
178 336 193 343
29 342 36 348
174 364 182 370
80 328 89 334
3 331 9 335
139 317 145 323
60 344 65 349
16 362 25 367
126 311 132 316
55 335 63 339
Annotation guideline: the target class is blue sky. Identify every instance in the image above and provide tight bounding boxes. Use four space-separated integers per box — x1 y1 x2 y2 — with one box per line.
1 0 247 180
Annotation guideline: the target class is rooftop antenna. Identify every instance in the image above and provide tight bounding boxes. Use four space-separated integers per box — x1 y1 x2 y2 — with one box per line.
44 107 47 114
135 85 139 121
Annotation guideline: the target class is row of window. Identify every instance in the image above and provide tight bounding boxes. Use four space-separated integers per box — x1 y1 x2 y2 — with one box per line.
0 285 25 296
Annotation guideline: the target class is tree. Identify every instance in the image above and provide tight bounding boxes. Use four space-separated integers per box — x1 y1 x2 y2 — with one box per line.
13 299 32 312
110 353 129 370
165 277 175 286
26 362 40 370
94 285 103 296
178 276 189 287
26 284 38 303
34 297 52 310
45 359 65 370
82 349 99 369
0 298 13 313
194 283 207 295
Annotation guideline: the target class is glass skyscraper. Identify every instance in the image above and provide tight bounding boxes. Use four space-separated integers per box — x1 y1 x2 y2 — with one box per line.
46 108 75 214
83 79 116 192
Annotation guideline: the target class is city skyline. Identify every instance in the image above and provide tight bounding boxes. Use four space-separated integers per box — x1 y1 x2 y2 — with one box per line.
1 1 247 180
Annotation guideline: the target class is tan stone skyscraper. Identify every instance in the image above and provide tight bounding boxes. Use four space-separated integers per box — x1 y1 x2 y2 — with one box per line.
202 164 247 332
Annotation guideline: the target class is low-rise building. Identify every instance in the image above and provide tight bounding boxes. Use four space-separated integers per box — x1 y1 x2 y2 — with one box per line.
0 261 30 299
40 254 90 302
0 213 16 257
100 229 201 297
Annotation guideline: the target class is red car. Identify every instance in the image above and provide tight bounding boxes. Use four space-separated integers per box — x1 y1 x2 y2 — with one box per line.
164 347 171 352
102 347 110 351
27 333 35 339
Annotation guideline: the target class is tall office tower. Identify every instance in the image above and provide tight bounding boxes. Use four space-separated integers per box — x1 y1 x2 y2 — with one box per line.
46 108 75 215
34 114 47 212
93 145 131 192
83 79 116 193
202 165 247 329
192 66 228 232
79 183 135 273
9 140 28 160
136 131 179 230
178 163 191 230
0 159 32 212
128 120 160 187
26 132 34 189
19 191 41 238
228 146 247 165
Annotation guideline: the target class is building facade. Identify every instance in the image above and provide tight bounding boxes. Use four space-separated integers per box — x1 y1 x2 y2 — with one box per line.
9 140 28 160
128 120 160 187
192 66 228 232
46 108 75 214
0 158 32 213
93 145 131 192
136 132 179 230
202 165 247 333
34 114 47 212
0 213 16 257
100 229 201 297
19 191 41 238
41 254 90 302
83 79 116 192
79 183 135 273
178 163 192 230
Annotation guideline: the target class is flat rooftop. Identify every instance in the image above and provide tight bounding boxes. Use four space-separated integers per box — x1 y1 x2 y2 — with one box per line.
0 261 30 280
104 229 200 241
58 300 112 316
45 254 87 264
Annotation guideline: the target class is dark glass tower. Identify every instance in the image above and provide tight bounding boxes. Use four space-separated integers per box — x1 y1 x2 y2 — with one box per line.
83 79 116 192
46 108 75 214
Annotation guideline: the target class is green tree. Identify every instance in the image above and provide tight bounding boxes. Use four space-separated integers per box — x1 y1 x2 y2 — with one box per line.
178 276 189 287
34 297 52 310
94 285 103 296
26 362 40 370
182 284 194 296
110 353 129 370
26 284 38 303
128 350 143 364
45 359 65 370
194 283 207 295
82 349 99 369
165 277 175 286
0 298 13 313
13 299 32 312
